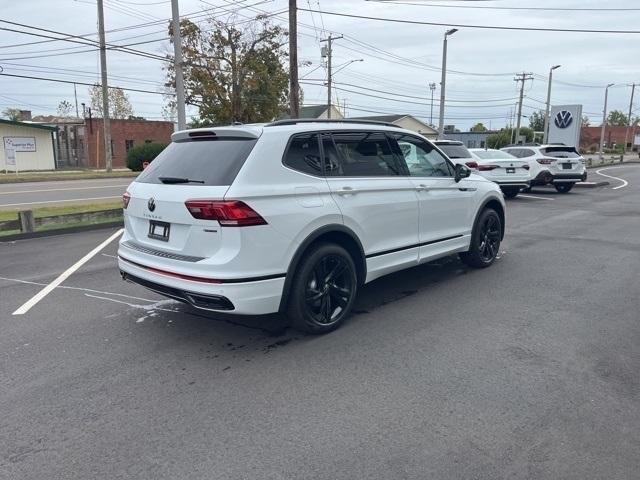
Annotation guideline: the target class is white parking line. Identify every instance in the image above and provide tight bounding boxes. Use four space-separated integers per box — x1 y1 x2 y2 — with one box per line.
0 195 121 208
518 194 554 201
595 167 630 190
0 184 128 195
12 228 124 315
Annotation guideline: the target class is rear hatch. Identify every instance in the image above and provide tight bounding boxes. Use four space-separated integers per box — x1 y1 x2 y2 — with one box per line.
540 146 583 174
469 150 529 178
122 129 259 260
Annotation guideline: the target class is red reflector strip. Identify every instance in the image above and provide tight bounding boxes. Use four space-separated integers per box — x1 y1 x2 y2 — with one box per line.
118 255 222 284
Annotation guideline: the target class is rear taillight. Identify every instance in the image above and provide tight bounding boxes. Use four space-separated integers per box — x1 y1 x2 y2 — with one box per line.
184 200 267 226
477 164 498 171
465 161 478 169
522 164 530 170
536 158 553 165
122 192 131 209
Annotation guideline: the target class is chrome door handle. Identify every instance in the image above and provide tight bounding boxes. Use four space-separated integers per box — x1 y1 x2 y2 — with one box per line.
336 186 356 195
415 184 429 191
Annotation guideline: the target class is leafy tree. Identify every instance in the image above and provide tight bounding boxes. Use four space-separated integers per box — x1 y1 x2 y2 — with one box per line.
528 110 545 131
2 108 22 121
607 109 629 126
57 100 74 118
126 143 167 171
165 15 289 124
487 127 534 149
89 85 134 119
470 122 487 132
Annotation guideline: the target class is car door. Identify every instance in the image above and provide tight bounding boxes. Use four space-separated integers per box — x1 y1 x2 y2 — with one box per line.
390 133 477 263
322 131 420 280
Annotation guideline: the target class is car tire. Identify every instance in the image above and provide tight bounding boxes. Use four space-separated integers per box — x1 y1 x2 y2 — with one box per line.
502 187 520 199
554 183 574 193
459 208 502 269
287 243 358 334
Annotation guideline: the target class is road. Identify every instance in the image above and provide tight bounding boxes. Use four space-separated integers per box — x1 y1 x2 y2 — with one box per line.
0 178 133 210
1 166 639 479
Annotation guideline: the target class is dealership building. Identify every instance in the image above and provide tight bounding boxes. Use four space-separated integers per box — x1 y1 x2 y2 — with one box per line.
1 119 56 171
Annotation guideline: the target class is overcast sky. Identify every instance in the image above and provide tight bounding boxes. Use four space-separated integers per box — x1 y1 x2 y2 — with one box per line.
1 0 638 130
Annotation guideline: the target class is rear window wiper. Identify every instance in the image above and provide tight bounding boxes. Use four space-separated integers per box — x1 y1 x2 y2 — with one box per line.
158 176 205 184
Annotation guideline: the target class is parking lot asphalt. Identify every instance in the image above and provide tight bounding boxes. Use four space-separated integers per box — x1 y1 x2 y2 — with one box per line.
1 166 639 479
0 177 132 210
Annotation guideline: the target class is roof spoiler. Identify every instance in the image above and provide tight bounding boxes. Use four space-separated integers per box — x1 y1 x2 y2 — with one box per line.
171 126 261 142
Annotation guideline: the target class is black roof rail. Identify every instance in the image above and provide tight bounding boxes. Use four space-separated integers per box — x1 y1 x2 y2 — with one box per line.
265 118 398 128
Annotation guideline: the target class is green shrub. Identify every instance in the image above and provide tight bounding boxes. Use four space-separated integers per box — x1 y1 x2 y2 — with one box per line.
126 143 167 171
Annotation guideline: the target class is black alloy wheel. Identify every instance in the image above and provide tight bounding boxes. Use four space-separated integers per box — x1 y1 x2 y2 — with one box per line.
287 243 358 334
478 213 501 263
459 208 502 268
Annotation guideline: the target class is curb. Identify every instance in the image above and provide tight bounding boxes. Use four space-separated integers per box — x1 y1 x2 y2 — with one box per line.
575 181 609 188
0 220 123 242
586 160 640 169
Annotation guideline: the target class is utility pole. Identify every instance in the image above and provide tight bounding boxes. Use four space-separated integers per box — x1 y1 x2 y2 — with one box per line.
171 0 187 130
599 83 615 160
624 83 636 155
73 83 79 118
288 0 300 119
438 28 458 137
543 65 561 144
96 0 112 172
320 34 342 119
429 82 436 126
514 72 533 145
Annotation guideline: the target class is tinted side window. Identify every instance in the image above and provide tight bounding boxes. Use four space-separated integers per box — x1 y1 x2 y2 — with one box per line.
391 133 453 177
330 132 401 177
283 133 322 175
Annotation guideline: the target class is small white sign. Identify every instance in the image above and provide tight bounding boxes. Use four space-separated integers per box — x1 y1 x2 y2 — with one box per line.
635 134 640 146
3 136 36 152
5 147 16 166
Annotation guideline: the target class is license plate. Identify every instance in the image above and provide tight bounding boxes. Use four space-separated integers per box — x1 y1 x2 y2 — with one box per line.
506 167 515 174
562 163 572 170
148 220 170 242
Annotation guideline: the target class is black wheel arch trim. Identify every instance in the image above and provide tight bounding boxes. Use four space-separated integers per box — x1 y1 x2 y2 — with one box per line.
278 224 366 312
474 196 505 240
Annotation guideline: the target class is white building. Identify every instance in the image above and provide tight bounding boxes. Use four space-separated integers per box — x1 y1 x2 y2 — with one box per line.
349 115 438 139
1 119 57 171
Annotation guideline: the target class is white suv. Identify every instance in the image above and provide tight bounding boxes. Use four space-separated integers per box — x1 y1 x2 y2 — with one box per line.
118 120 505 333
501 144 587 193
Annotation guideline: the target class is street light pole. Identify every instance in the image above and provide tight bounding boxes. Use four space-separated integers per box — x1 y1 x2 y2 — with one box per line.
429 82 436 126
599 83 615 160
543 64 561 144
320 34 343 119
624 83 636 155
438 28 457 138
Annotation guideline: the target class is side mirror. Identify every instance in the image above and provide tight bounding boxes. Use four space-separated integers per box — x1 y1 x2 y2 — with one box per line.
454 163 471 183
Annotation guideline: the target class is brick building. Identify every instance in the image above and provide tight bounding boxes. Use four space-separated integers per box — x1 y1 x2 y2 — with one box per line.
85 118 174 169
580 125 640 152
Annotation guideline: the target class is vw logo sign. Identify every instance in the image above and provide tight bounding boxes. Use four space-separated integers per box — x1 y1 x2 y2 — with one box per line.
554 110 573 129
147 197 156 212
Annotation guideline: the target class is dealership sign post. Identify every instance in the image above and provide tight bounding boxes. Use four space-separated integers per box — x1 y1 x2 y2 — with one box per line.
4 146 18 175
548 105 583 147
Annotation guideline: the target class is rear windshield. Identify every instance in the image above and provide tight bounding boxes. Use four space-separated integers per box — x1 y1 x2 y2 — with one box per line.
436 144 472 159
473 150 515 160
136 138 257 186
540 146 580 158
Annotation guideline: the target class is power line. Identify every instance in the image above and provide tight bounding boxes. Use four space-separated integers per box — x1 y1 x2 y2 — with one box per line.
0 72 171 96
297 8 640 34
366 1 640 12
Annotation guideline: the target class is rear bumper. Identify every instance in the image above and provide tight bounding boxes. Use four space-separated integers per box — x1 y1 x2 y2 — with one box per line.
118 256 285 315
531 170 587 185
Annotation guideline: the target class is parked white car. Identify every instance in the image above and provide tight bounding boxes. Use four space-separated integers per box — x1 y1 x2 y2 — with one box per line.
118 120 505 334
468 148 530 198
501 144 587 193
